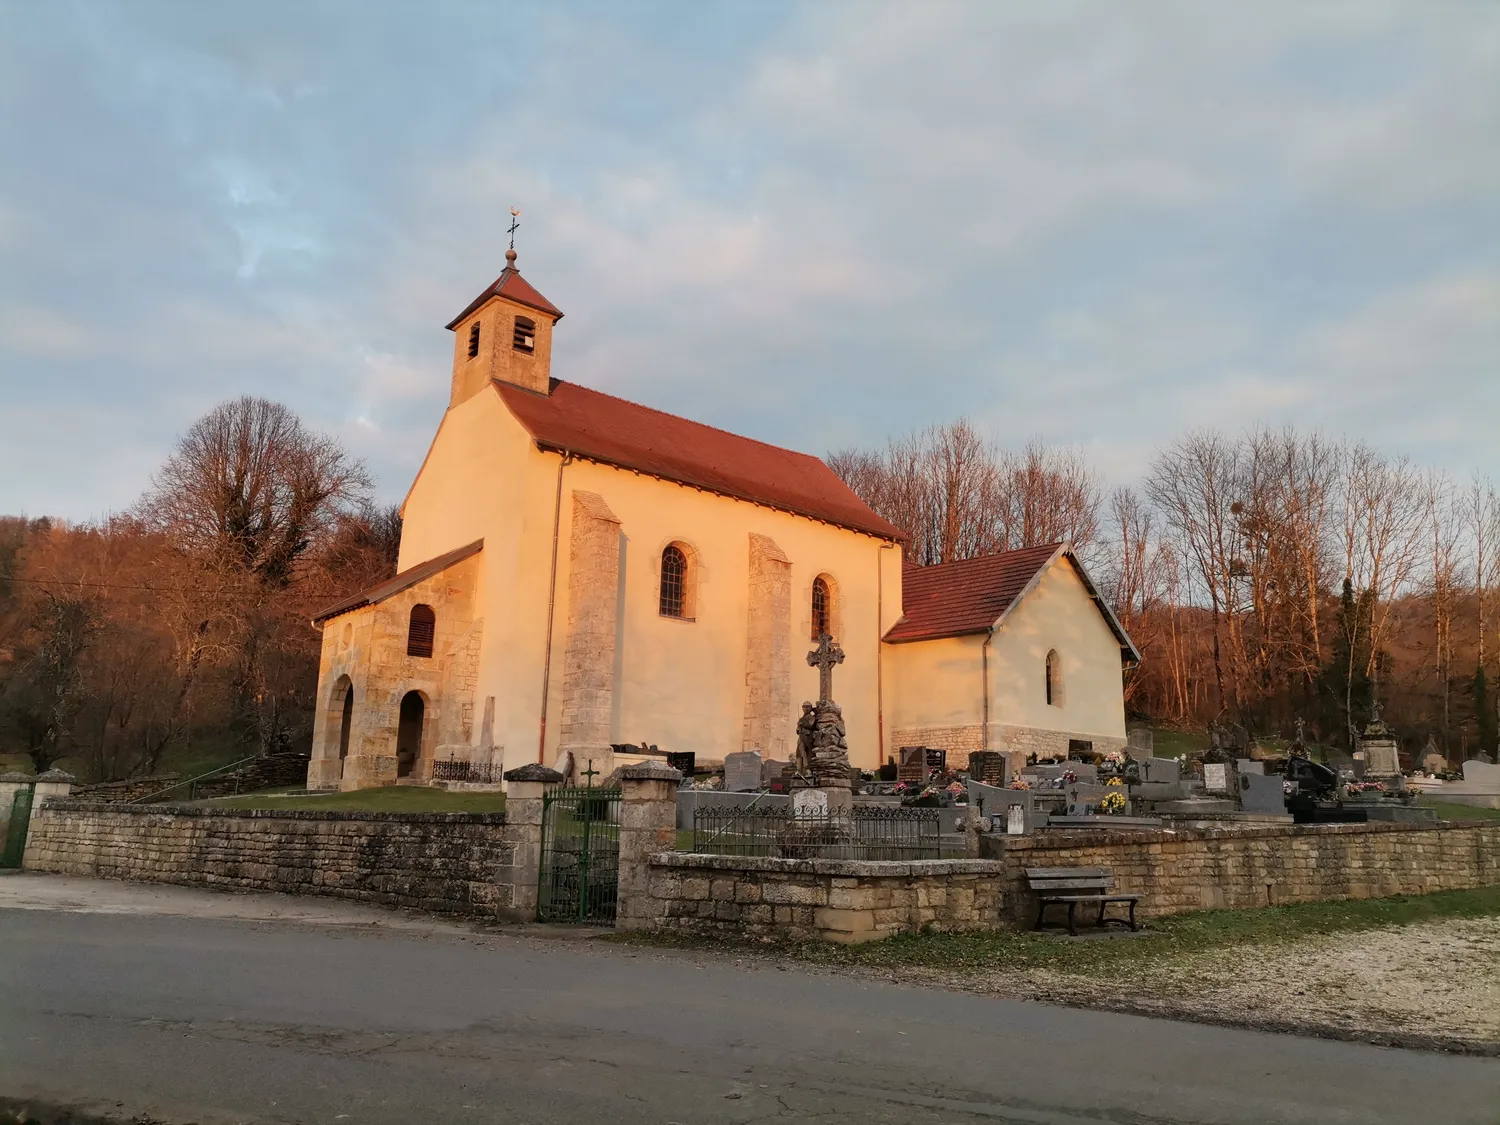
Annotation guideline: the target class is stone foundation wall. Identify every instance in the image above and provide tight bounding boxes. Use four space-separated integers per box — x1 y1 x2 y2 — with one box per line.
997 724 1127 761
983 821 1500 924
645 853 1003 943
891 725 984 756
22 799 529 920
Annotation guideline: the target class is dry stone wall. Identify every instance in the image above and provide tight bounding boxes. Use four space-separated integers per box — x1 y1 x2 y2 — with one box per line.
646 853 1004 943
983 821 1500 924
23 799 528 920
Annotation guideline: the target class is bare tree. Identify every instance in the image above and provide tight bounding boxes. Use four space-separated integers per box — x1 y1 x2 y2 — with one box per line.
140 396 370 587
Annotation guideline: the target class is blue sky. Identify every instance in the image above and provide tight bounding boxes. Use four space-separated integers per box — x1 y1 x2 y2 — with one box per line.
2 1 1496 520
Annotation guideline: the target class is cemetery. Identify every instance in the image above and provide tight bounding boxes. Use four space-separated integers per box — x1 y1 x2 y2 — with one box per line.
8 636 1500 951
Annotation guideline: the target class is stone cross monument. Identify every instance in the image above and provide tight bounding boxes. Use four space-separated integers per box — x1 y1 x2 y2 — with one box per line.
788 633 853 796
807 632 845 703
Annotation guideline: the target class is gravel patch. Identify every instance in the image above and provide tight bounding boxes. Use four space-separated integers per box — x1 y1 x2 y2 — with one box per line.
899 915 1500 1053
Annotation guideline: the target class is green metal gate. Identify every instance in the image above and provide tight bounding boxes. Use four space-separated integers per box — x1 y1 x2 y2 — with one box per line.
537 786 621 924
1 786 34 869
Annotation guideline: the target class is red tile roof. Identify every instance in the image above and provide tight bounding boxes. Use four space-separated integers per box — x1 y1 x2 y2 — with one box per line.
445 267 564 330
885 543 1140 657
494 380 904 541
313 540 483 624
884 544 1063 643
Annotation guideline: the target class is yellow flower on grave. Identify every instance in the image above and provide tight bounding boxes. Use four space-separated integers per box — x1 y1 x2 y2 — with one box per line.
1106 777 1124 787
1099 790 1127 815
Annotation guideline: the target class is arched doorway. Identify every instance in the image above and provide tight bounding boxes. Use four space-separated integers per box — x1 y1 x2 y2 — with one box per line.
396 691 425 779
338 685 354 762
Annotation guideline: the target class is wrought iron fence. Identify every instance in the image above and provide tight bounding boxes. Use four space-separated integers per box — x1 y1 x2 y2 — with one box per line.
691 805 941 860
432 760 505 784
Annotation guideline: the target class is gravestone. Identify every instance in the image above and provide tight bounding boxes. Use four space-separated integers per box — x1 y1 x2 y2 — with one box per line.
1005 802 1028 835
898 746 926 783
1358 705 1401 777
1141 757 1180 784
1239 772 1287 814
967 751 1007 786
793 788 828 816
1067 739 1095 758
925 748 947 773
665 751 696 777
1127 728 1154 755
1420 736 1446 773
723 750 762 792
1065 782 1107 815
1462 759 1500 785
1203 762 1233 794
1236 759 1264 776
761 758 788 787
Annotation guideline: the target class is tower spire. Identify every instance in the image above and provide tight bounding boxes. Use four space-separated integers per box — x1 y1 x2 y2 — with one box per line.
506 206 520 266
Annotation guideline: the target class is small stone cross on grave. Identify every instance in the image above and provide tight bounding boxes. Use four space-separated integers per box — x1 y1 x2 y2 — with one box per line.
807 632 845 703
580 759 599 788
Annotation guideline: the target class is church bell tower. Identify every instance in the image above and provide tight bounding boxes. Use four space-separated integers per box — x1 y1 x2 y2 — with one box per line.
444 245 564 407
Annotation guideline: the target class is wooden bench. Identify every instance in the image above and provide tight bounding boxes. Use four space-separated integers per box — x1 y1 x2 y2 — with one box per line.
1025 866 1141 935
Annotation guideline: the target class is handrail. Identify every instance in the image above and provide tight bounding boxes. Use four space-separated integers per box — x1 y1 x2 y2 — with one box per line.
129 754 262 804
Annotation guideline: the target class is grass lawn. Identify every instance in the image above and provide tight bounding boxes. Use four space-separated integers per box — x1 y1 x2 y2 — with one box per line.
616 885 1500 976
1419 798 1500 822
200 786 507 813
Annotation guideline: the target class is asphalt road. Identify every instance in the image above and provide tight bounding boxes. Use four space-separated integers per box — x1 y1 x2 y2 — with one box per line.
2 878 1498 1125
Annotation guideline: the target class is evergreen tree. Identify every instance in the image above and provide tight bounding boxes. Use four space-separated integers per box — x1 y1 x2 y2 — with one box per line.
1474 665 1498 763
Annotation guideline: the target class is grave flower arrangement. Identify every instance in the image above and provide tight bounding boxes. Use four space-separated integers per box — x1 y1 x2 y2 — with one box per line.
1008 777 1031 791
1098 789 1128 815
1061 769 1078 784
1105 776 1125 788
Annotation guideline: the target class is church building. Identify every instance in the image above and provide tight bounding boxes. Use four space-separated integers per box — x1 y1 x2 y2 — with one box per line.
307 252 1137 790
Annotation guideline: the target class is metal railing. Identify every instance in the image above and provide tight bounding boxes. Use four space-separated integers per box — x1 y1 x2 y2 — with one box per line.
691 805 941 860
128 755 261 804
431 760 505 785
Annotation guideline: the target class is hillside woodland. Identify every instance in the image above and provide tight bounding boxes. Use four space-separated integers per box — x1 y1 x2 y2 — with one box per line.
832 421 1500 765
0 397 398 780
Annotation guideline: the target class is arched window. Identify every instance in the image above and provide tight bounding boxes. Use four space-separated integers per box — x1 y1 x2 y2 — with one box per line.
467 321 481 358
1045 649 1063 707
407 604 436 658
513 315 536 354
659 545 687 618
811 576 831 639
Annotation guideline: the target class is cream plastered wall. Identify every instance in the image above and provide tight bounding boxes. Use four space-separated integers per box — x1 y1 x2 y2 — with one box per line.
387 380 904 777
524 453 903 773
986 556 1126 747
884 634 987 753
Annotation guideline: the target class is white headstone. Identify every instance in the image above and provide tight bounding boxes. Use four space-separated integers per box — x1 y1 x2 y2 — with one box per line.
1006 802 1027 835
1203 762 1232 793
793 788 828 816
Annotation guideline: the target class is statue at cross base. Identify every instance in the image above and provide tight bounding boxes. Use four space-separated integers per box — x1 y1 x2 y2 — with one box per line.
787 633 853 784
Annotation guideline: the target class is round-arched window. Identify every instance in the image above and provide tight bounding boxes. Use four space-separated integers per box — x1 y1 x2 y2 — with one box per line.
660 546 688 618
811 576 831 639
407 604 436 658
1045 649 1063 707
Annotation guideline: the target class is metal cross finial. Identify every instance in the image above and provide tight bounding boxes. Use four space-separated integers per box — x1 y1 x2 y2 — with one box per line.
581 758 598 788
806 632 845 704
507 207 521 252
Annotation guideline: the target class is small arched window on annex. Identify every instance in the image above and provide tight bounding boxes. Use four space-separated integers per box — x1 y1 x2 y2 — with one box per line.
1045 649 1064 708
513 315 536 354
810 573 838 640
658 542 698 620
407 604 436 658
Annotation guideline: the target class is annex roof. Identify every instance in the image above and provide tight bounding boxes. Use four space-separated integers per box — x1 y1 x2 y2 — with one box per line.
883 542 1139 660
444 266 564 330
312 539 483 624
494 380 904 541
